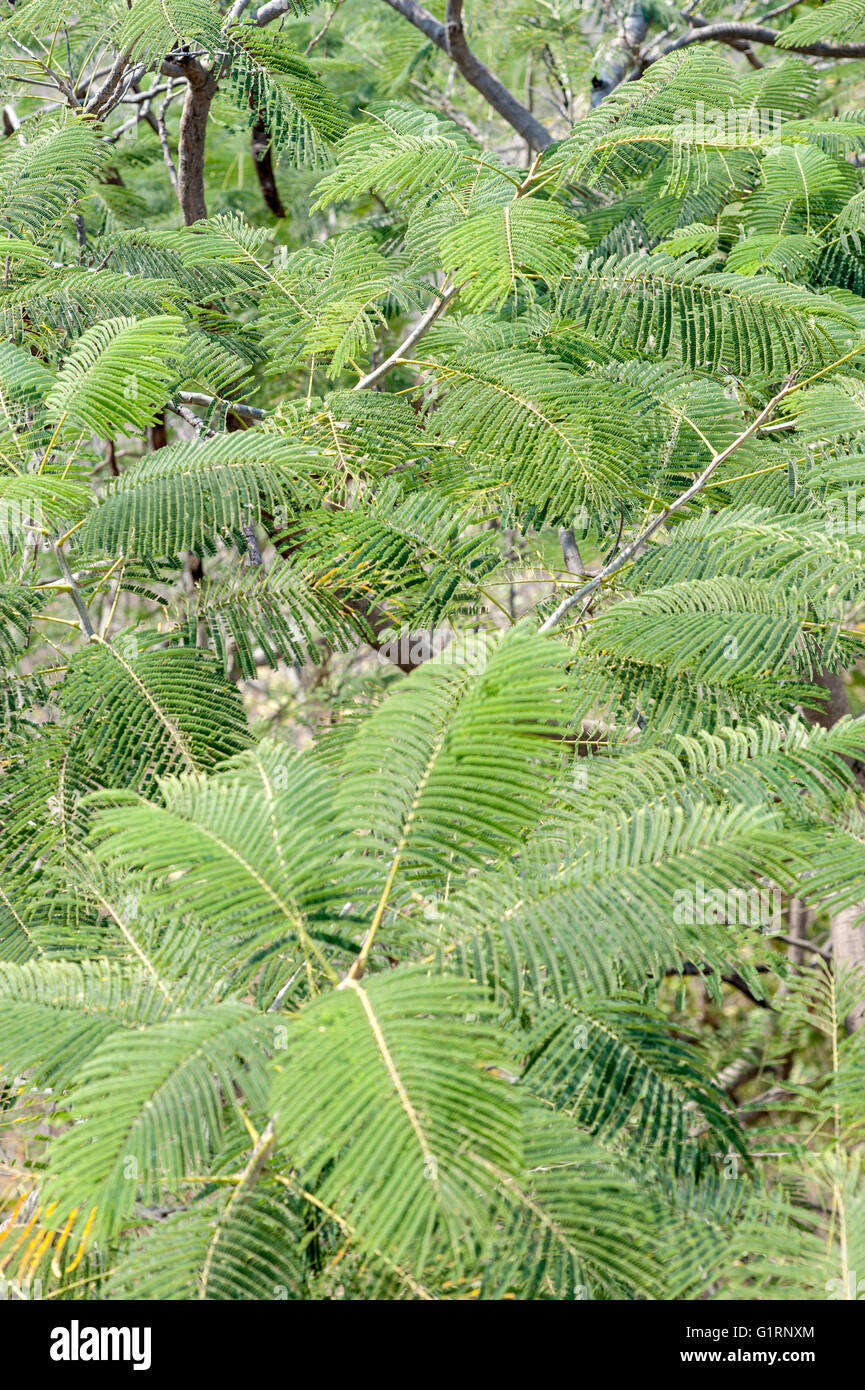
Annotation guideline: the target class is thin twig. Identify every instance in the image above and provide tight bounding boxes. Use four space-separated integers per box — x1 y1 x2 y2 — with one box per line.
50 539 95 638
537 376 798 636
157 79 179 193
772 933 833 961
353 282 459 391
304 0 345 55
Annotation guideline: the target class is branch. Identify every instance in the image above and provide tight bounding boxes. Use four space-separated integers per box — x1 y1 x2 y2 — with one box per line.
168 401 215 436
684 13 763 69
304 1 345 55
255 0 296 22
178 390 266 421
170 57 218 225
156 80 179 193
2 105 25 144
251 117 286 218
538 377 796 635
830 907 865 1034
558 526 586 576
85 47 135 118
773 933 833 961
590 2 651 106
659 21 865 61
378 0 553 151
353 281 459 391
50 538 95 638
669 962 773 1010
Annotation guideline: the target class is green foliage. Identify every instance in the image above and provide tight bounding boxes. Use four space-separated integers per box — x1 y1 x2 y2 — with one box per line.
118 0 224 63
45 315 188 437
225 23 351 160
0 0 864 1306
0 117 106 239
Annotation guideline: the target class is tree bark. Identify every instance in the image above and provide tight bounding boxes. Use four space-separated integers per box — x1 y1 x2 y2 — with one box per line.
148 411 168 452
803 670 865 1034
590 2 650 106
381 0 553 150
660 21 865 62
177 69 218 226
252 118 287 218
831 907 865 1033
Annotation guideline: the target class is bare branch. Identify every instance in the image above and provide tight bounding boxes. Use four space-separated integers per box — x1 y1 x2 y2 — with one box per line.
590 2 650 106
379 0 553 151
538 377 797 635
157 80 179 193
2 105 25 144
251 118 286 217
178 391 266 421
658 21 865 61
353 281 459 391
557 526 585 576
173 59 218 224
255 0 297 22
679 12 764 69
773 934 833 961
304 0 345 55
85 47 135 118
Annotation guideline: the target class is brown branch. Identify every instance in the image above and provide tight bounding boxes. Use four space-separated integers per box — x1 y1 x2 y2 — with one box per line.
378 0 553 151
682 13 763 69
172 58 218 225
148 410 168 453
251 118 286 218
85 47 134 118
774 933 832 962
659 21 865 61
304 1 345 55
669 962 774 1010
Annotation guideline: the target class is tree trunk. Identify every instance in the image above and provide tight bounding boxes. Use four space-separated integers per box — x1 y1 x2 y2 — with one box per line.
381 0 552 150
178 73 217 225
831 907 865 1033
804 669 865 1033
252 118 286 218
589 3 650 105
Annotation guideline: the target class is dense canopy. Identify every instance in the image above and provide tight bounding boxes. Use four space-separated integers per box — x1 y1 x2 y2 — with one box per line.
0 0 864 1303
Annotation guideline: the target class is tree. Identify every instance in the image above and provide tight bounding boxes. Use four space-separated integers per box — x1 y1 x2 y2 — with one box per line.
0 0 864 1302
